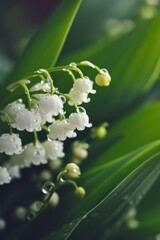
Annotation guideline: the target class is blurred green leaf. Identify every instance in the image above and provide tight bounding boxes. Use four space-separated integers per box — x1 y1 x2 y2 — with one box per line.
42 145 160 240
2 0 81 87
59 12 160 122
95 101 160 164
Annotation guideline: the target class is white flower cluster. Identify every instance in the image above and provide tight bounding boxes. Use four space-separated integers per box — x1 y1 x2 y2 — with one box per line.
68 77 96 105
0 65 101 185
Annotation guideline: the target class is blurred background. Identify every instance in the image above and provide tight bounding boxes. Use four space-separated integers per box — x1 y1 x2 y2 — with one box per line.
0 0 147 80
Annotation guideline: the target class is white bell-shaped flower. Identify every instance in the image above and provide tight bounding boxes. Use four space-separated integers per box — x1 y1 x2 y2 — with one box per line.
31 99 54 125
3 102 25 123
43 140 64 160
68 88 90 105
23 143 47 166
48 120 76 141
0 133 22 155
38 94 63 116
8 166 21 179
30 82 51 92
8 151 30 168
73 78 96 94
0 167 11 185
13 109 42 132
69 112 92 131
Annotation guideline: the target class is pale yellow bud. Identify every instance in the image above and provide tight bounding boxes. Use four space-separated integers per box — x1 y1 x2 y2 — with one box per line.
49 159 62 171
40 170 52 181
72 141 88 160
127 219 140 229
14 206 27 220
49 192 60 208
91 123 108 139
95 71 111 87
74 187 86 199
64 163 81 179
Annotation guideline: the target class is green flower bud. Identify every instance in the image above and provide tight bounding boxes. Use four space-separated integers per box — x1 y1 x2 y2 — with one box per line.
74 187 86 199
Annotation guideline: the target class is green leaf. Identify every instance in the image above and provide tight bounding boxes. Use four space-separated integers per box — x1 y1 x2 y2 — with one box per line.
95 101 160 165
42 145 160 240
3 0 81 86
58 12 160 122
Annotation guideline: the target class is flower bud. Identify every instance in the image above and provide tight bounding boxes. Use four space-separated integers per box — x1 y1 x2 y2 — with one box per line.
91 123 108 139
49 192 60 208
14 206 27 220
74 187 86 199
95 71 111 87
64 163 81 179
0 218 6 231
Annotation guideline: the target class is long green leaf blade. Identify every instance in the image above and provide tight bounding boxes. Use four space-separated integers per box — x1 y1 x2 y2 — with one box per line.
3 0 81 86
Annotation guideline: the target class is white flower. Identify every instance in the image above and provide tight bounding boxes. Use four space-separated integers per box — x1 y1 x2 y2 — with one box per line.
0 133 22 155
48 120 76 141
2 102 25 123
31 99 54 125
43 140 64 160
8 151 29 168
30 82 51 92
13 109 42 132
23 143 47 166
38 95 63 116
69 112 92 131
73 78 96 94
0 167 11 185
72 141 88 160
68 88 90 105
8 166 21 179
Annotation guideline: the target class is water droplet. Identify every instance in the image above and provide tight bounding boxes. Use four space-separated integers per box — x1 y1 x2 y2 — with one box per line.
59 95 66 103
59 176 66 184
55 88 59 94
34 151 40 156
17 99 23 103
27 211 36 221
84 76 89 79
47 137 52 142
69 62 77 67
100 68 109 74
77 107 86 113
45 78 50 83
42 181 55 194
41 80 45 84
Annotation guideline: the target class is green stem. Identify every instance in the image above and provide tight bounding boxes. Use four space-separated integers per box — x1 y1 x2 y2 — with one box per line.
42 125 50 133
19 83 31 110
77 61 101 73
47 65 84 78
33 131 39 146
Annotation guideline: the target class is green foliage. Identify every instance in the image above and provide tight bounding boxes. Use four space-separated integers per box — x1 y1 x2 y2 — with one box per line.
0 0 160 240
